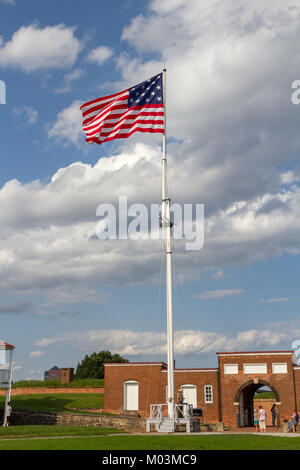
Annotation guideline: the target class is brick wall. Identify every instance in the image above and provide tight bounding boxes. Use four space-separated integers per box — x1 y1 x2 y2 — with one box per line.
104 363 220 422
0 409 145 431
173 370 220 423
104 363 166 417
293 368 300 410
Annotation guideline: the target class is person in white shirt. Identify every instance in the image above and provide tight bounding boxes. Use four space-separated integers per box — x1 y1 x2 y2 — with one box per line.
258 405 266 432
5 401 12 426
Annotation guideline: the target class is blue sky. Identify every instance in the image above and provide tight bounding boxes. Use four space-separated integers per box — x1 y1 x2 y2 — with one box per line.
1 0 300 380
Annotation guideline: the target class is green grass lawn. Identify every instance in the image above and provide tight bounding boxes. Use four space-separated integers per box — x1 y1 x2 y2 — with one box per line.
253 392 276 400
0 393 104 413
11 379 104 388
0 434 300 450
0 425 124 439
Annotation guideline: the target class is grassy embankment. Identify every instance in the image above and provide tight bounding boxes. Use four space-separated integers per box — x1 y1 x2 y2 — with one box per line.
11 378 104 388
0 393 104 413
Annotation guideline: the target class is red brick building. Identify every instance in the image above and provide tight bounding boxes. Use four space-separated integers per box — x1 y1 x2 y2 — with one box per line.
104 350 300 427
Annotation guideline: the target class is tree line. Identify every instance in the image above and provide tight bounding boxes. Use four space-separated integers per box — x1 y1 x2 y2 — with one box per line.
75 350 129 379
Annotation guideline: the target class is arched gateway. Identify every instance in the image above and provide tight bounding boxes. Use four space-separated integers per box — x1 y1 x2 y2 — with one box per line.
234 380 280 427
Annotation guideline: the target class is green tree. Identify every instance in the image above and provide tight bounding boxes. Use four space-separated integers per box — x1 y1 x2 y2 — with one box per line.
75 350 129 379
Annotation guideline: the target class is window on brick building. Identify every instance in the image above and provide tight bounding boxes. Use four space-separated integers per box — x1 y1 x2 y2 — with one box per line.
204 385 213 403
224 364 238 374
272 363 287 374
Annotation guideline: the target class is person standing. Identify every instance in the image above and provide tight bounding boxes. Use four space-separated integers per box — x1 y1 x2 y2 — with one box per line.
258 405 267 433
5 401 12 427
177 388 184 418
271 404 277 427
253 408 259 432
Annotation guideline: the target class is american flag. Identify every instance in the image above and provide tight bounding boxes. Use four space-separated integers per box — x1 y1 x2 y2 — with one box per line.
80 73 164 145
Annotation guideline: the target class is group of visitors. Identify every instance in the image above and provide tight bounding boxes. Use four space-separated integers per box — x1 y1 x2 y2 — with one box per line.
177 387 299 434
253 405 267 432
253 404 298 433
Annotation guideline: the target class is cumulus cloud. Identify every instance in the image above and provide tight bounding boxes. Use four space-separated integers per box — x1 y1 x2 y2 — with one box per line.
48 100 83 146
212 270 224 280
13 105 38 125
29 351 44 358
87 45 113 66
55 68 86 94
46 286 110 304
35 316 298 356
259 298 292 303
193 289 244 300
0 24 82 72
0 142 300 294
115 0 300 212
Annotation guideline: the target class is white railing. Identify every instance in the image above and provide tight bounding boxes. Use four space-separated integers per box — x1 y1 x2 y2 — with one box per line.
150 403 193 420
174 403 194 418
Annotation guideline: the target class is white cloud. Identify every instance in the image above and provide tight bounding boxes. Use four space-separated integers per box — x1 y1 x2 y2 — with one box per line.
115 0 300 212
281 171 300 185
193 289 244 300
48 100 83 146
87 45 113 66
55 68 86 94
29 350 44 358
259 297 292 303
0 142 300 294
0 24 82 72
46 286 110 304
13 105 38 125
35 318 295 356
212 270 224 280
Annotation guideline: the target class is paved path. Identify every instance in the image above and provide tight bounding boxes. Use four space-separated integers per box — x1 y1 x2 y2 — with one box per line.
0 431 299 441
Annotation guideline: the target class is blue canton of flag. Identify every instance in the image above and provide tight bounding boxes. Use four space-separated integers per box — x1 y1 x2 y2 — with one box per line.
128 74 163 108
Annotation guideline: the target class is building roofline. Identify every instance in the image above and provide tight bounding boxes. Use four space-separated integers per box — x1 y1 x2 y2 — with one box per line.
217 350 293 355
164 368 218 373
104 362 167 367
0 342 15 350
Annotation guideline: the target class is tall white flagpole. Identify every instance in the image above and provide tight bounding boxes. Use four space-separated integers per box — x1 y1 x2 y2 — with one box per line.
162 68 175 419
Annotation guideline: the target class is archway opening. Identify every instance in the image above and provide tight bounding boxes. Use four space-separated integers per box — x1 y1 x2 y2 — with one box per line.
235 381 279 428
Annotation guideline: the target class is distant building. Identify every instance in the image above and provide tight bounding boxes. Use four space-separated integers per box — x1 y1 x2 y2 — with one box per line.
60 368 74 384
44 366 61 381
